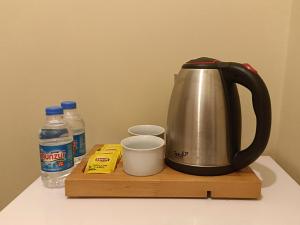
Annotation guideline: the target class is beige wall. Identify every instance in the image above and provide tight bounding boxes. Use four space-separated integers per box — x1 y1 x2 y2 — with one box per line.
0 0 294 210
273 0 300 183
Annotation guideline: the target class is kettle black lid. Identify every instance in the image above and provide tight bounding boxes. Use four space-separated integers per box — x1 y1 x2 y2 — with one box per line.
182 57 220 69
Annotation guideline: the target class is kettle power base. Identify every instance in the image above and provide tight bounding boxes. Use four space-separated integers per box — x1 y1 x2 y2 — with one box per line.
65 145 261 199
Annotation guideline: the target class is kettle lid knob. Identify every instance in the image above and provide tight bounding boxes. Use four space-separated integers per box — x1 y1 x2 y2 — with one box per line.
182 57 220 69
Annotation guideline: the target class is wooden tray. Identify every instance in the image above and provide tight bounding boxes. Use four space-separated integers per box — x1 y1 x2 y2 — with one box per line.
65 145 261 199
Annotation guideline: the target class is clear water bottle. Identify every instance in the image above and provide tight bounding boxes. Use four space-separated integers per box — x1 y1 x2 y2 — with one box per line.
61 101 86 164
39 106 74 188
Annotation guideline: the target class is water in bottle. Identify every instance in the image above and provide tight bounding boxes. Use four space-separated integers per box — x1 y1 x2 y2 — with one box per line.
39 106 74 188
61 101 86 164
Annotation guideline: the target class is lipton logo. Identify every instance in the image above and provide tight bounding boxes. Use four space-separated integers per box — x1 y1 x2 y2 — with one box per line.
174 151 189 158
95 157 110 162
41 151 65 162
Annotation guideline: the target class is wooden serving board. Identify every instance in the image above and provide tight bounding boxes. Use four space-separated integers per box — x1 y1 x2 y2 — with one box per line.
65 145 261 199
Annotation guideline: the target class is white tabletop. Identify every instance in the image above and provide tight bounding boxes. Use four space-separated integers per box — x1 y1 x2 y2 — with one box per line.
1 156 300 225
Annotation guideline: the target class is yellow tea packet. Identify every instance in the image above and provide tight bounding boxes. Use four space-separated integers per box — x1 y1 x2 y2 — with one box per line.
84 144 122 174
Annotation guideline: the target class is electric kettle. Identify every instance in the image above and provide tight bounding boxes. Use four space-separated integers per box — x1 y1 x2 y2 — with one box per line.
166 57 271 175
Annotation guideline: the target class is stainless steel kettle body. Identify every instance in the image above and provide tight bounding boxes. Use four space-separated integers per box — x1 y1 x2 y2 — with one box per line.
166 57 271 175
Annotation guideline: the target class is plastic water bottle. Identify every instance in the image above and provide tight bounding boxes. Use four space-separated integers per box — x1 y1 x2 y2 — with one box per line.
61 101 86 164
39 106 74 188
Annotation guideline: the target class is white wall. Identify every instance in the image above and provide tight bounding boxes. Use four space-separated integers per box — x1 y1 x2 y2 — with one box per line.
273 0 300 183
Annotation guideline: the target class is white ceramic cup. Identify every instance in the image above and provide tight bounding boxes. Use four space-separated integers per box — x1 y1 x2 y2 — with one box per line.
128 125 165 139
120 135 165 176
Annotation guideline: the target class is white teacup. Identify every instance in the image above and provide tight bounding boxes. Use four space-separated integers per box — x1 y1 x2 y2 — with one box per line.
120 135 165 176
128 125 165 139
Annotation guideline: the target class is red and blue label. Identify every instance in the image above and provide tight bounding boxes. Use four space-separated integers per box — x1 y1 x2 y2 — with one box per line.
73 132 86 157
40 142 74 172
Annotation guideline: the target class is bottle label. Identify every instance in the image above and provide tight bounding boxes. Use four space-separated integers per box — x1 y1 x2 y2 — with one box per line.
73 132 86 157
40 142 74 172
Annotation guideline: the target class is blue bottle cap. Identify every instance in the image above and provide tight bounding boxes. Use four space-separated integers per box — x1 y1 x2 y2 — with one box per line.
61 101 77 109
45 106 63 115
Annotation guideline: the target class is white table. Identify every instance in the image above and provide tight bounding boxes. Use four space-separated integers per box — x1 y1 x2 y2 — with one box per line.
1 156 300 225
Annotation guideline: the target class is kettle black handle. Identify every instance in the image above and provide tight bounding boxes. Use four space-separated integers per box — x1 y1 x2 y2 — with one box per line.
221 62 271 170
